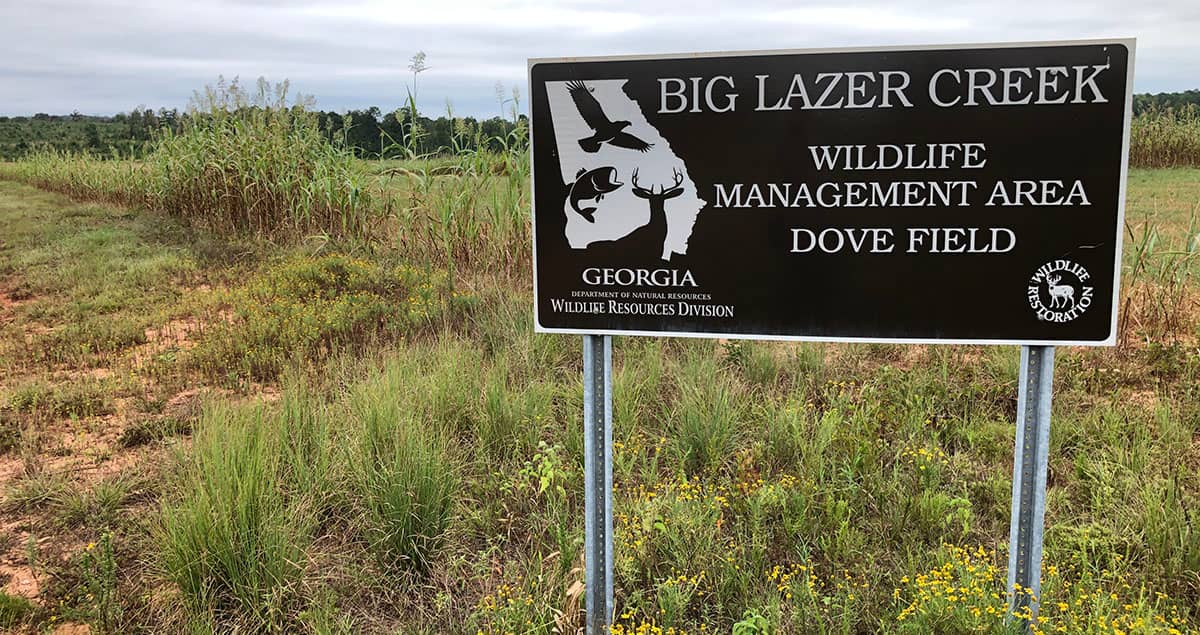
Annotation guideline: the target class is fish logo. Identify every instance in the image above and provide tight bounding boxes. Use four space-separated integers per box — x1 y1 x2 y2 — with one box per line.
568 166 624 223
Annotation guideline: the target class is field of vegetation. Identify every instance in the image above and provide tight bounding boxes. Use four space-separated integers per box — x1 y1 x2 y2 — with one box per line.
0 81 1197 634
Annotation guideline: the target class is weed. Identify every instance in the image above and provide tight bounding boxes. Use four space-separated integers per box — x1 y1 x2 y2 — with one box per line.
7 379 113 419
54 475 135 528
0 411 17 454
117 416 192 448
732 608 772 635
77 532 122 632
670 349 742 475
1121 214 1198 345
4 471 71 511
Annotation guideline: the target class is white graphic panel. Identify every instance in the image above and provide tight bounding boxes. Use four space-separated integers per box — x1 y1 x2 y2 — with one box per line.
546 79 706 260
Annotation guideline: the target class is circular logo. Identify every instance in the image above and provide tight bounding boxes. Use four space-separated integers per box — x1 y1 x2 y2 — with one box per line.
1027 260 1094 323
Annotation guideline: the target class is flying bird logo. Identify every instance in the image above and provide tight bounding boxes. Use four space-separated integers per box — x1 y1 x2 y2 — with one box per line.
566 80 654 153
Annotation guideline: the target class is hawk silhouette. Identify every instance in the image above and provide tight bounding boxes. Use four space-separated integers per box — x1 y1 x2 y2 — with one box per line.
566 81 653 153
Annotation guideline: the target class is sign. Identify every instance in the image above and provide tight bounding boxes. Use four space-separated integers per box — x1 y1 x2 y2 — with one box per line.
529 40 1134 345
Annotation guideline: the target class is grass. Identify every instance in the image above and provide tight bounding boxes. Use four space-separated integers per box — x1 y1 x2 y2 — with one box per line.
158 400 315 630
0 113 1196 632
349 363 457 573
0 78 375 239
0 590 34 629
150 78 374 237
188 253 469 384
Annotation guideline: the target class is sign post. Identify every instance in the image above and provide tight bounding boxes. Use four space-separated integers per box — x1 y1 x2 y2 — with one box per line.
1007 345 1056 627
582 334 613 631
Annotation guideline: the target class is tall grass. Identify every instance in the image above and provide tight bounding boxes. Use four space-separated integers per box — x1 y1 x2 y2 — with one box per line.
156 359 462 627
1130 105 1200 168
0 148 150 205
1120 215 1198 345
349 364 457 573
387 120 531 275
151 78 373 236
0 77 374 238
158 401 315 630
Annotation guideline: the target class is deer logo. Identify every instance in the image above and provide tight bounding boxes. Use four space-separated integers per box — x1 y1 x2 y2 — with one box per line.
1045 274 1076 308
585 167 685 261
1027 260 1094 323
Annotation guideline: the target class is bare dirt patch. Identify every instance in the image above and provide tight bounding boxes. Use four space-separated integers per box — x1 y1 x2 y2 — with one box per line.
0 520 45 601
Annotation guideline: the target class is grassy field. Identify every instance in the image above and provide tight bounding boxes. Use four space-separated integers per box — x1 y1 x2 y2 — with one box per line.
0 130 1197 633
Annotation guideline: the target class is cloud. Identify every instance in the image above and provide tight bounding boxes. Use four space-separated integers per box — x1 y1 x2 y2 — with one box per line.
0 0 1195 116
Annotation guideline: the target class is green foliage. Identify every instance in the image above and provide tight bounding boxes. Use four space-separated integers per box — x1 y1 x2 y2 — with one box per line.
1134 89 1200 114
0 112 156 161
4 472 72 512
6 378 113 419
1121 212 1199 344
0 79 375 239
157 401 314 630
190 253 465 382
1 128 1198 632
77 532 123 631
348 365 457 573
732 608 772 635
0 591 34 629
387 122 531 275
150 77 374 236
0 148 151 205
670 347 742 475
892 544 1192 634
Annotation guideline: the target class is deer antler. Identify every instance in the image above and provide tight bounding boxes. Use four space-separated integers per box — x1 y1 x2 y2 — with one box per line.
628 167 684 197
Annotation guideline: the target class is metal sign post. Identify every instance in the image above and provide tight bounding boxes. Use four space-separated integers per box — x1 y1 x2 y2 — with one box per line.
1007 345 1055 629
582 334 614 633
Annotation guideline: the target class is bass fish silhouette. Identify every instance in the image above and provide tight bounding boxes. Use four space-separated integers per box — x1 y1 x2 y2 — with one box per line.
568 166 623 223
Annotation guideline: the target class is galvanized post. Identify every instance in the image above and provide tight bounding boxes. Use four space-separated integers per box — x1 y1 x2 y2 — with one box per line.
583 335 613 633
1007 345 1055 629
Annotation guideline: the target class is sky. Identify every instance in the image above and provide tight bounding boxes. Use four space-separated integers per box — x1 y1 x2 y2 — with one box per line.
1 0 1197 118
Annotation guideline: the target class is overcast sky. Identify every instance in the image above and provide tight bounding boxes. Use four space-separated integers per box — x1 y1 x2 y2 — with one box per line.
2 0 1197 118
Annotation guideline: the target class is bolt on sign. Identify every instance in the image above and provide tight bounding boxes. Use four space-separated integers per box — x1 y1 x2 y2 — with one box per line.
529 40 1134 345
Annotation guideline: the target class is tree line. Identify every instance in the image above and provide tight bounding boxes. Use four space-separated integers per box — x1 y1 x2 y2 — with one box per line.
4 89 1198 161
0 106 526 161
1133 89 1200 114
